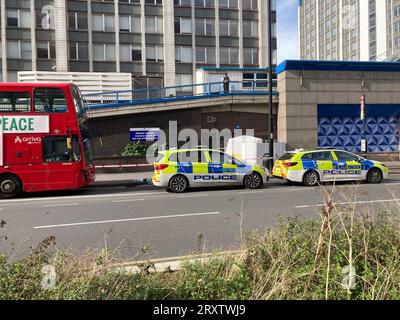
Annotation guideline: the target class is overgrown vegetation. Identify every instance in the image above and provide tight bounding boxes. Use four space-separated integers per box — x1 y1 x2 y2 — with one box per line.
121 142 149 157
1 186 400 300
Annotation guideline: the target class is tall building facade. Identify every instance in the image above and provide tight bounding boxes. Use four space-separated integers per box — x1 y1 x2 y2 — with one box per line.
299 0 400 61
0 0 277 88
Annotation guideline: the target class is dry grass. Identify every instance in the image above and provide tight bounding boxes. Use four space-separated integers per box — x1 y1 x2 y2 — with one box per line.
1 183 400 300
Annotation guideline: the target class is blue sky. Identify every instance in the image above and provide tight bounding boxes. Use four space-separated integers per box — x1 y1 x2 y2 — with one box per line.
277 0 299 64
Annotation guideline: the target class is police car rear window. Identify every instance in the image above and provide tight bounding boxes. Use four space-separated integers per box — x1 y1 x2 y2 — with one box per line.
169 151 206 163
279 153 294 160
302 151 333 161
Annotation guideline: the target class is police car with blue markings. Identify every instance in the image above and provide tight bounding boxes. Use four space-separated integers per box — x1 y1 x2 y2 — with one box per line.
152 148 269 193
273 148 389 186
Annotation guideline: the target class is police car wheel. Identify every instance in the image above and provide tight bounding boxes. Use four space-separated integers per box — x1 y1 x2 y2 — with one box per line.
303 171 319 187
0 174 22 198
367 168 383 184
169 175 189 193
244 172 262 189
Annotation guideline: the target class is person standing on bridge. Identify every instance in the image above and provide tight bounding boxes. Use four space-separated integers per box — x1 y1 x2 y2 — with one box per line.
222 73 230 93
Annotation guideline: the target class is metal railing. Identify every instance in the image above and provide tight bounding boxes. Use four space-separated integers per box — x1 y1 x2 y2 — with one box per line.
83 81 278 107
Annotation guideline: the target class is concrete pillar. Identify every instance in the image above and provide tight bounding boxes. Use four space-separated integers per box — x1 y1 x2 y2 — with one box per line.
140 0 146 76
376 0 387 59
215 0 220 67
88 0 93 72
1 0 7 81
115 0 120 72
163 0 176 87
192 0 196 83
238 0 243 67
258 0 269 67
30 0 37 72
54 0 68 72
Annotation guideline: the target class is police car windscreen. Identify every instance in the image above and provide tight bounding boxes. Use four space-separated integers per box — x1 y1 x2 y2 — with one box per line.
279 153 294 160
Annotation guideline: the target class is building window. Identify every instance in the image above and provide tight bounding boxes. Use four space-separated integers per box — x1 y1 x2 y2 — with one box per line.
145 0 162 4
7 41 32 60
176 74 193 93
219 19 238 36
174 17 192 34
219 0 238 9
93 44 116 61
146 45 164 62
69 43 89 61
242 0 257 10
7 9 30 28
37 42 55 59
195 0 215 7
220 47 238 64
120 44 142 62
243 20 258 37
243 48 259 65
119 0 141 3
175 46 193 63
195 18 215 36
92 14 115 32
145 16 163 34
174 0 192 6
120 15 141 32
36 8 54 30
395 5 400 17
395 36 400 48
196 47 215 64
68 12 88 30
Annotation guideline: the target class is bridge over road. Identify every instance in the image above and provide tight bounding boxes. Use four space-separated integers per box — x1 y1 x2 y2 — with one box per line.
83 82 279 157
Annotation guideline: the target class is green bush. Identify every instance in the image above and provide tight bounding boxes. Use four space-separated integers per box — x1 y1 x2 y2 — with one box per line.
121 142 149 157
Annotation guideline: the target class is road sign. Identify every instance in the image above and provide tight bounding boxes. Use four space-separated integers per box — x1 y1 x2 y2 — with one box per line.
361 139 367 153
360 94 366 120
130 128 160 142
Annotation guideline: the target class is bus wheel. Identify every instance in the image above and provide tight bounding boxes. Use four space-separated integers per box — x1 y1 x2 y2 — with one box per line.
0 174 22 198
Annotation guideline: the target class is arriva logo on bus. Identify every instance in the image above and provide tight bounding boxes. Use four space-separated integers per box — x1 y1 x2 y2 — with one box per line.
0 116 49 133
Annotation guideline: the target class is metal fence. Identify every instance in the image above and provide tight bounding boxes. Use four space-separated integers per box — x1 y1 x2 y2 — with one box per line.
83 81 278 106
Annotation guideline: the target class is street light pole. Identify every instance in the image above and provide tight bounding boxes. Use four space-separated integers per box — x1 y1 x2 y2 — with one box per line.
268 0 274 170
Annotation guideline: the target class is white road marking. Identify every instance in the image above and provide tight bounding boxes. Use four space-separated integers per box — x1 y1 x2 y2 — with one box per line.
238 190 264 194
296 198 400 209
33 211 221 229
111 199 145 203
0 191 164 204
43 203 79 208
177 194 208 198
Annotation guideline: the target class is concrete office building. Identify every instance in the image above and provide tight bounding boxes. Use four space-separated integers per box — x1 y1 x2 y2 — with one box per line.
277 60 400 154
0 0 277 89
299 0 400 61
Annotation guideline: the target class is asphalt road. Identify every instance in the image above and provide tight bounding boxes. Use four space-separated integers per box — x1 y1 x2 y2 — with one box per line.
2 176 400 261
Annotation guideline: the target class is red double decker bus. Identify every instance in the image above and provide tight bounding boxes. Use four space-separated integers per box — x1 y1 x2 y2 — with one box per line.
0 83 95 198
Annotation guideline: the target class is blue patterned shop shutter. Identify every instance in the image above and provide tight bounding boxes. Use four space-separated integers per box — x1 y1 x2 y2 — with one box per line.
318 116 399 152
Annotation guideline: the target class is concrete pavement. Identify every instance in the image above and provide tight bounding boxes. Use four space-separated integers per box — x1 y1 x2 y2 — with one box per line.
2 175 400 261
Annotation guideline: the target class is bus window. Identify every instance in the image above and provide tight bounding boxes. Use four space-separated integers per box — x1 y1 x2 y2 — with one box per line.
0 92 30 112
72 85 85 117
43 136 81 163
34 88 68 113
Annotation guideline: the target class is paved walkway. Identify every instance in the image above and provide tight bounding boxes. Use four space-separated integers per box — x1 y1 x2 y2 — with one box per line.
92 161 400 187
95 172 153 182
